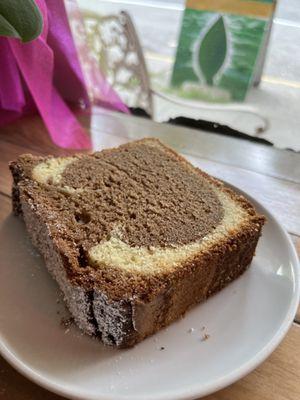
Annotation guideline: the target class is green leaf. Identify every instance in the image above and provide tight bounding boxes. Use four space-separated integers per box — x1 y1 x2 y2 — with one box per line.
0 0 43 42
197 15 227 85
0 14 21 39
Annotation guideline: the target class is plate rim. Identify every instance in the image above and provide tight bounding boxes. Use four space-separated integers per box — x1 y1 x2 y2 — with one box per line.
0 184 299 400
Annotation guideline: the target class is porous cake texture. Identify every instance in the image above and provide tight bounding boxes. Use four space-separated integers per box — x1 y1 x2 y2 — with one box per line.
10 138 265 347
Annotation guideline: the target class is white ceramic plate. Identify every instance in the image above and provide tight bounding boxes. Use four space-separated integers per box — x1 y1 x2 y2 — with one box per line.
0 189 299 400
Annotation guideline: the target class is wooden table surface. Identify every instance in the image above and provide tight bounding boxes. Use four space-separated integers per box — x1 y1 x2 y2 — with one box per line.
0 108 299 399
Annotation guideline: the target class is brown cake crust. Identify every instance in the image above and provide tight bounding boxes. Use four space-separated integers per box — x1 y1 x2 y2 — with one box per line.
9 139 265 347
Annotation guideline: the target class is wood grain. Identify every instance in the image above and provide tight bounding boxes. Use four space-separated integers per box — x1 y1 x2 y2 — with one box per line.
290 234 300 257
0 112 89 155
290 234 300 323
0 141 39 197
89 108 300 184
0 139 75 197
1 113 300 237
0 357 63 400
187 156 300 236
0 117 87 197
3 135 300 233
0 111 299 400
203 324 300 400
2 108 300 184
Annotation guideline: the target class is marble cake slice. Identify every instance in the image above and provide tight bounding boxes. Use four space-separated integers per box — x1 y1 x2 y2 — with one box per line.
9 138 265 347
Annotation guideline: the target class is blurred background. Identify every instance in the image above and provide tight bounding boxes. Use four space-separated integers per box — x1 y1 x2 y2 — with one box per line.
73 0 300 151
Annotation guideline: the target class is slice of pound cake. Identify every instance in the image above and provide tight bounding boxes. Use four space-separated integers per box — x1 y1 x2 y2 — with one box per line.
10 138 265 347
